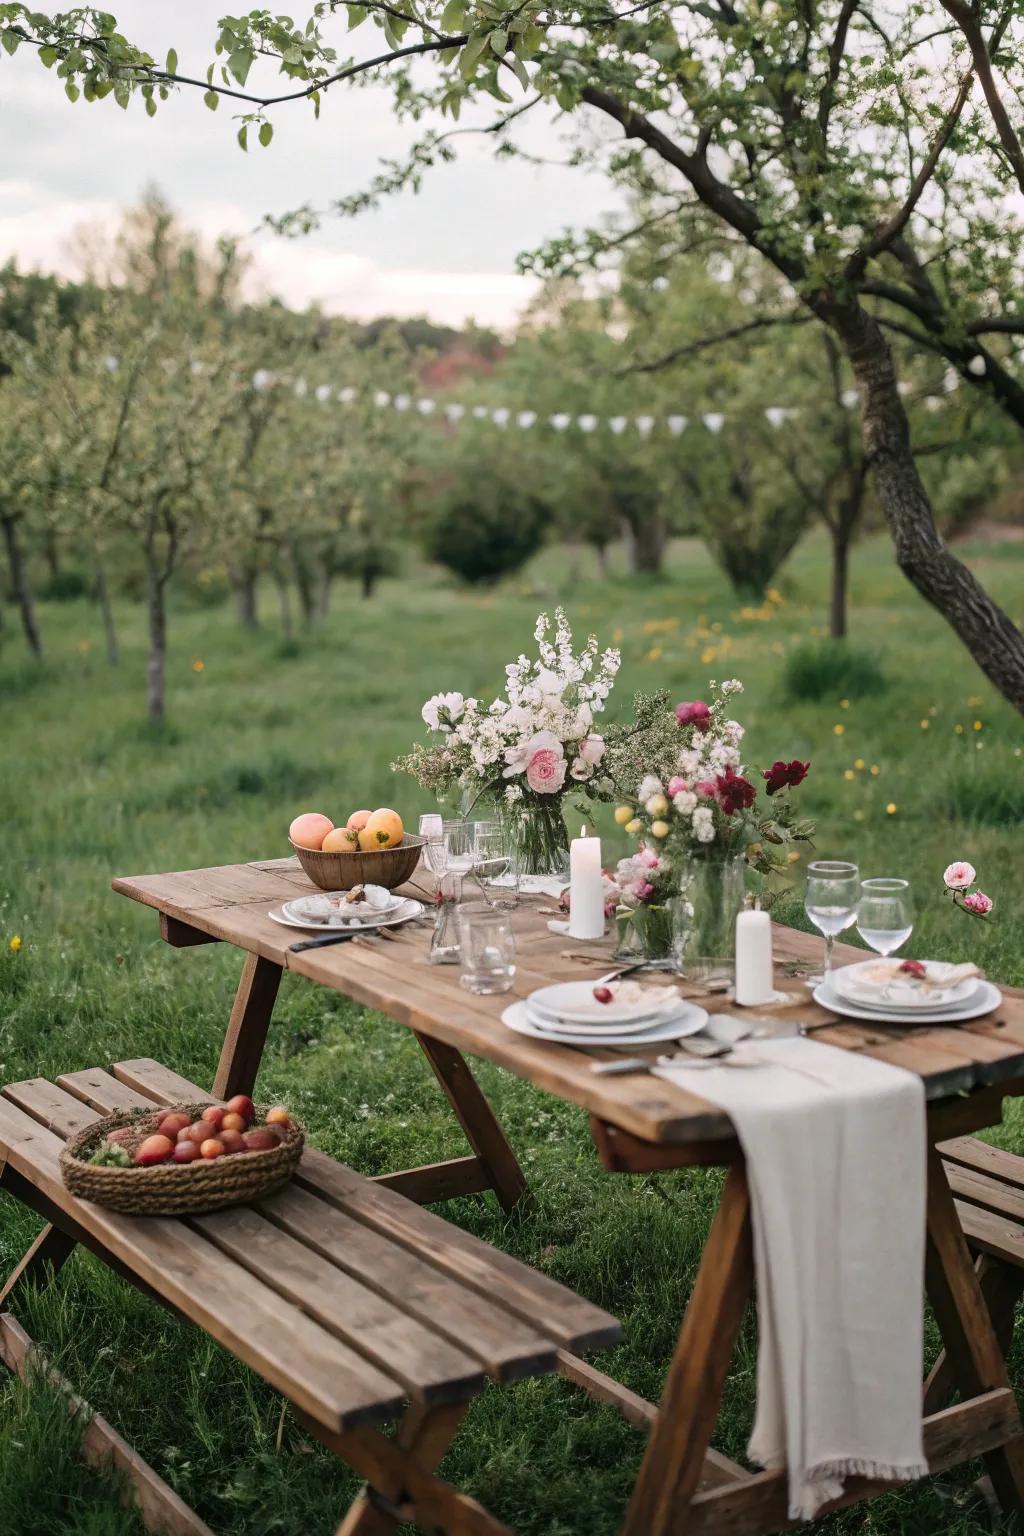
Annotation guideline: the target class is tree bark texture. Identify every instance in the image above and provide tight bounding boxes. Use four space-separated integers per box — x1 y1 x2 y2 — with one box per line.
1 512 43 659
93 549 120 666
145 559 167 725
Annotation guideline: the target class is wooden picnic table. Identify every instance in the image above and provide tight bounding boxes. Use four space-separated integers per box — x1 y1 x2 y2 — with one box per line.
114 855 1024 1535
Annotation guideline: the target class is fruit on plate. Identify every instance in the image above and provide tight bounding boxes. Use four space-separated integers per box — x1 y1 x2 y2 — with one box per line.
357 808 404 851
265 1106 291 1128
226 1094 255 1123
346 809 371 831
135 1134 175 1166
244 1126 281 1152
289 812 335 850
322 825 360 852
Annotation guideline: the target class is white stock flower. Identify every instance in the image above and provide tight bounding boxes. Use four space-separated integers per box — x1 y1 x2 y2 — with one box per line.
422 691 466 732
505 783 524 803
638 773 664 801
692 806 716 843
720 679 743 696
673 790 697 815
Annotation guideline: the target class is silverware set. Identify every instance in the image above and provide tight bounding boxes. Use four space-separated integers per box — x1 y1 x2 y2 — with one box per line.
590 1014 832 1075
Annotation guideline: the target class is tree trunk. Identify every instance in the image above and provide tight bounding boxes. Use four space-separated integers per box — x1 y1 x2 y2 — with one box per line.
361 566 377 600
274 564 294 640
827 301 1024 711
146 560 166 726
94 548 120 666
1 513 43 659
594 541 610 579
829 523 849 640
622 506 666 575
43 529 60 583
317 565 334 621
234 565 259 630
292 544 316 629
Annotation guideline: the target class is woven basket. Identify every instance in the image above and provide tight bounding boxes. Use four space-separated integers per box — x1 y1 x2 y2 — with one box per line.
60 1103 304 1216
289 833 426 892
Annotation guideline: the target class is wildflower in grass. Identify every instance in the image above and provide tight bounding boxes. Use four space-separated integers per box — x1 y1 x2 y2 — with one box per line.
839 698 850 710
973 720 983 731
955 723 965 734
963 891 994 916
967 695 984 707
9 935 21 953
645 646 663 662
920 719 929 730
77 638 91 654
844 769 855 781
766 588 784 605
833 723 845 736
943 861 976 891
886 802 897 814
701 646 717 664
870 764 880 776
192 658 205 673
853 809 865 822
854 757 865 770
612 626 624 643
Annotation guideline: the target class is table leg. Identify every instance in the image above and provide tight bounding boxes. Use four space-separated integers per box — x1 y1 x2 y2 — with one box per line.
414 1034 530 1212
924 1144 1024 1513
0 1223 76 1308
212 953 283 1100
924 1253 1024 1415
621 1162 754 1536
335 1401 469 1536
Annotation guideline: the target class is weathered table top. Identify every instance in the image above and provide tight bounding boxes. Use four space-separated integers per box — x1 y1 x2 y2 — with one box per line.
113 857 1024 1146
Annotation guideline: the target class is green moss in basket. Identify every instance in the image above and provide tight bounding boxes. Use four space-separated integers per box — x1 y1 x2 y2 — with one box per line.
90 1142 132 1168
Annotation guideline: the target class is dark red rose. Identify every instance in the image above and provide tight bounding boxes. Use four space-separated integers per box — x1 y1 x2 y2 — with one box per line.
676 700 712 733
762 758 810 795
715 767 757 816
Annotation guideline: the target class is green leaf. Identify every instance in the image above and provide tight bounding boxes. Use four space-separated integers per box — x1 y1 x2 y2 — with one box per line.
489 27 507 55
509 52 529 90
1 29 20 56
64 79 79 102
458 31 488 78
237 123 248 150
165 46 177 74
145 94 156 116
39 44 57 67
204 88 219 110
440 0 466 31
258 120 273 147
228 47 253 85
346 3 366 27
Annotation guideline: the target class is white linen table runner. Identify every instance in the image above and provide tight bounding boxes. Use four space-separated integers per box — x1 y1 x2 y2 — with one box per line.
655 1035 928 1520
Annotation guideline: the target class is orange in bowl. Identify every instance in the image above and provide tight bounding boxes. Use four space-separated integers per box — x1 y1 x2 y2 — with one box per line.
357 808 404 851
288 812 335 850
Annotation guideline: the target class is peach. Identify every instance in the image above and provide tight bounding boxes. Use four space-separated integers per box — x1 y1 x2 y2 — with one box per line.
184 1119 217 1145
358 808 404 851
289 812 334 850
173 1140 200 1164
346 809 371 831
106 1127 135 1147
265 1106 291 1128
219 1128 247 1154
244 1127 281 1152
225 1095 255 1123
322 825 360 852
202 1106 225 1132
221 1112 246 1134
157 1112 191 1140
135 1134 174 1166
200 1138 225 1160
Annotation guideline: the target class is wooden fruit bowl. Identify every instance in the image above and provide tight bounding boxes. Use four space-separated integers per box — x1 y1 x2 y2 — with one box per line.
60 1103 304 1216
289 834 426 892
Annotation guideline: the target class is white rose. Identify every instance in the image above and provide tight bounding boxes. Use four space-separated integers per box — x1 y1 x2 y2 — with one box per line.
638 773 664 801
673 790 697 815
693 807 716 843
422 691 465 732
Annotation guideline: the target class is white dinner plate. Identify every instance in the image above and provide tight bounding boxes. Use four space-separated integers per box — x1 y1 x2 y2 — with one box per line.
524 1004 694 1039
268 898 424 932
814 978 1001 1026
501 999 708 1048
284 886 403 923
528 980 683 1027
831 959 980 1012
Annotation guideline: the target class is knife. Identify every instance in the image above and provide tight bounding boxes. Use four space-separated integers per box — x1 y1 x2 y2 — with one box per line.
289 930 367 953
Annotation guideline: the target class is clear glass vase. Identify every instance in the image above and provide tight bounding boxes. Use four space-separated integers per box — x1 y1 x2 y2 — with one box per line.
500 798 571 879
614 901 673 961
669 849 747 984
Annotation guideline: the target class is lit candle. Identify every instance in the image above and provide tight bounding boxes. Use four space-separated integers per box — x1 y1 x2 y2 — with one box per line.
735 906 774 1006
568 829 605 941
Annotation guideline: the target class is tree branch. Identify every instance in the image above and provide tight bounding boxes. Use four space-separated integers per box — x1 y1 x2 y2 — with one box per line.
941 0 1024 195
618 314 812 374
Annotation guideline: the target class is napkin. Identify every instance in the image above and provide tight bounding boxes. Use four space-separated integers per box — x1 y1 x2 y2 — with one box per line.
656 1037 927 1519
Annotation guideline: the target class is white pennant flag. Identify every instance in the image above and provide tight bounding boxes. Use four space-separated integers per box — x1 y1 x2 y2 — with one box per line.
417 398 436 414
924 395 943 412
253 369 274 392
550 413 571 431
577 414 598 432
373 390 391 408
104 355 120 373
608 416 628 434
294 377 308 398
392 393 411 411
635 415 655 437
517 410 537 429
967 355 986 377
841 388 859 409
445 403 465 423
944 367 960 393
472 404 489 419
315 383 332 403
703 412 725 434
338 385 357 404
667 415 688 436
492 407 510 427
765 407 788 429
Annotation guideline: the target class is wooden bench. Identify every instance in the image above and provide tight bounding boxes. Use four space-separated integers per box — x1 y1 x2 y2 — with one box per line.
925 1134 1024 1414
0 1057 621 1536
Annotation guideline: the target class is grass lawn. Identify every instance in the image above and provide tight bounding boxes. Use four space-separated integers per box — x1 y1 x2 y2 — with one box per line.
0 529 1022 1536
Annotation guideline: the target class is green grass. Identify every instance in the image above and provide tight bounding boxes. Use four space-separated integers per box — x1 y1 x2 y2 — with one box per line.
0 530 1022 1536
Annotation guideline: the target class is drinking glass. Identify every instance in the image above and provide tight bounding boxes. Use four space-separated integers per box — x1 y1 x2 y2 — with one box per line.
443 820 475 878
856 878 914 957
419 813 446 877
474 821 519 909
429 872 463 964
804 860 860 984
457 907 516 994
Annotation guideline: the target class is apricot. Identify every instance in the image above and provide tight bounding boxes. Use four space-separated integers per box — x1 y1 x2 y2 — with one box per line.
358 808 404 851
221 1112 246 1134
225 1094 255 1123
135 1134 174 1166
346 809 371 831
322 826 360 852
289 812 334 850
184 1119 217 1145
265 1106 291 1129
106 1127 135 1147
157 1112 190 1140
219 1128 247 1154
173 1140 200 1164
200 1138 225 1160
202 1106 225 1132
244 1127 281 1152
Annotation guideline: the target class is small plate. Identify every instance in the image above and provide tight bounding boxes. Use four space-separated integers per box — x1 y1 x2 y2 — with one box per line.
284 886 401 924
502 1000 708 1048
814 978 1001 1026
529 980 682 1026
268 899 423 932
525 1004 694 1038
832 959 980 1011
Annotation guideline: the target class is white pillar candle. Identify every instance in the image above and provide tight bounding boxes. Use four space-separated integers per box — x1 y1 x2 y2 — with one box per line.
735 907 774 1006
568 830 605 940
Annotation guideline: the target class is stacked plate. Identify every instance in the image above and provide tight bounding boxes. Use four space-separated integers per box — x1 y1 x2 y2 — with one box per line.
268 884 424 933
815 958 1000 1025
502 979 709 1047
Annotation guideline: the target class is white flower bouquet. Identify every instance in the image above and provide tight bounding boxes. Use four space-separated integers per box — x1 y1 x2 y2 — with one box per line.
393 608 620 873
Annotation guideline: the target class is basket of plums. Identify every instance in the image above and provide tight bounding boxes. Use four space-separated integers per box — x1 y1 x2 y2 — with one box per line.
59 1096 304 1216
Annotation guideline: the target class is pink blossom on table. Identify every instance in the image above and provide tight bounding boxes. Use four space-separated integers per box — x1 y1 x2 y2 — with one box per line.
962 890 993 916
667 775 687 796
676 700 712 732
526 745 568 794
943 861 976 891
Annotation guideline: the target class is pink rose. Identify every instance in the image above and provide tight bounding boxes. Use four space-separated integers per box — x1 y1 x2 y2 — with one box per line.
963 890 993 915
943 861 976 891
667 775 687 796
695 779 718 799
676 700 712 732
578 734 605 766
526 746 567 794
637 847 660 869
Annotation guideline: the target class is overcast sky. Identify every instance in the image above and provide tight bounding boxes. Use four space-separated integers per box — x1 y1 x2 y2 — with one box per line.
0 2 622 329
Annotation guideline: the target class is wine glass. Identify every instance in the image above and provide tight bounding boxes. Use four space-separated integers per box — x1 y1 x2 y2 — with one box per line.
856 878 914 958
419 813 446 877
804 860 860 985
474 821 518 909
443 820 475 878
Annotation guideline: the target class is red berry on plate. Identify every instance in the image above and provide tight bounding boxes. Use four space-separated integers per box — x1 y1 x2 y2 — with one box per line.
593 986 614 1005
899 959 926 977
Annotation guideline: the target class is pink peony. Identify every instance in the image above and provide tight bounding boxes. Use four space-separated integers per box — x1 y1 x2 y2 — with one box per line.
526 746 567 794
676 700 712 732
637 847 660 869
667 775 687 796
695 779 718 799
963 890 993 915
943 861 976 891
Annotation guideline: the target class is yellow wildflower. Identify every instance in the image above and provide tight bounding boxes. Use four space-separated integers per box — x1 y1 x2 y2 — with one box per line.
839 698 850 710
954 723 964 735
973 720 983 731
919 719 929 730
612 626 624 643
701 646 717 665
853 809 865 822
967 695 983 706
766 588 784 605
9 935 21 953
854 758 865 770
77 638 91 654
886 803 898 815
192 658 205 673
843 769 855 781
833 723 845 736
645 646 663 662
870 764 880 776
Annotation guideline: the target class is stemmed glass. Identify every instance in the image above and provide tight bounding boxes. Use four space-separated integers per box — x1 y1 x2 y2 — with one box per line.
804 860 860 985
474 821 518 910
418 814 446 878
443 820 476 878
856 878 914 957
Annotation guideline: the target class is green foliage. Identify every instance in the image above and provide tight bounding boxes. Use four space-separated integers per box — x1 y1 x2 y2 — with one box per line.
423 484 547 583
934 746 1024 829
38 567 89 601
783 640 888 702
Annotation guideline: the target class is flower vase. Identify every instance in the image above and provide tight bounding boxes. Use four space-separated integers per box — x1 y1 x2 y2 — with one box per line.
502 798 571 879
671 849 747 984
615 901 673 961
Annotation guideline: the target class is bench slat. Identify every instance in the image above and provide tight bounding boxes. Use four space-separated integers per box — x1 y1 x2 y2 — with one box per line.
56 1069 154 1113
112 1057 621 1355
939 1136 1024 1189
945 1162 1024 1226
955 1199 1024 1268
0 1095 405 1431
3 1078 99 1137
